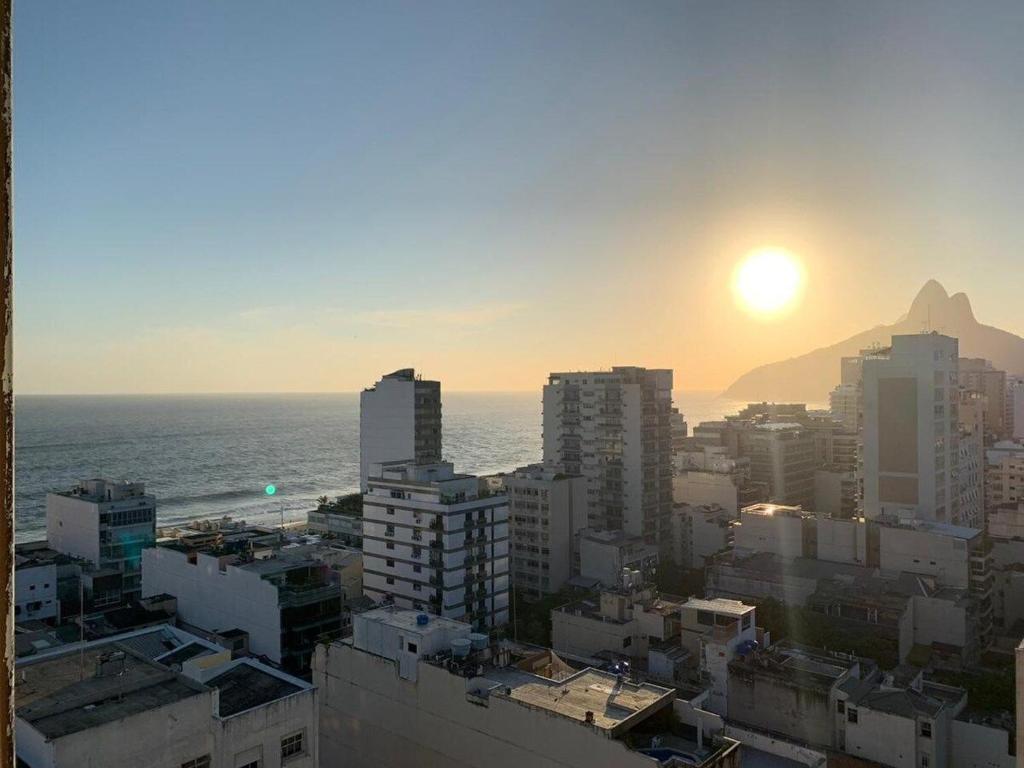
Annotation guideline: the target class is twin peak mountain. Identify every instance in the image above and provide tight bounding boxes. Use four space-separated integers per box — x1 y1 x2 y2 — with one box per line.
723 280 1024 402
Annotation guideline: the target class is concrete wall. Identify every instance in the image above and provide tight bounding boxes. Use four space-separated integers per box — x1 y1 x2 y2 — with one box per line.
360 378 416 492
46 494 100 565
551 608 638 659
726 670 835 750
879 525 971 590
39 690 216 768
15 563 59 622
844 706 917 768
673 472 739 513
315 642 674 768
142 548 283 662
950 719 1014 768
215 685 319 768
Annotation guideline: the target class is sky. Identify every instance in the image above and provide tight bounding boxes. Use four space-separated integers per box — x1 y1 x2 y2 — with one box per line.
14 1 1024 394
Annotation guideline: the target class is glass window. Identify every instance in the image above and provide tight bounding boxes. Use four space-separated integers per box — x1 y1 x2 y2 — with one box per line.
281 731 304 760
181 758 211 768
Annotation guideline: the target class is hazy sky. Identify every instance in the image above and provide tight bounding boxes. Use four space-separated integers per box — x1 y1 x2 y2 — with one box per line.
15 1 1024 394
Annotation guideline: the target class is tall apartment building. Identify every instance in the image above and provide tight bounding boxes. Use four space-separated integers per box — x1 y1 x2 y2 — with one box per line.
503 464 586 599
739 423 816 508
46 479 156 608
985 440 1024 508
862 334 960 523
829 383 862 434
542 367 674 543
1008 376 1024 439
362 461 510 630
359 368 442 491
959 357 1007 438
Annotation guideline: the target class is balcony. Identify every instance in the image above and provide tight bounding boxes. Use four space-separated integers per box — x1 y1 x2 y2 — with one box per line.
277 582 341 608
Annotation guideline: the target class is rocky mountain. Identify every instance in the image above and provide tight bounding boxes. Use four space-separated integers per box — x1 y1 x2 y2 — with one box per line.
722 280 1024 402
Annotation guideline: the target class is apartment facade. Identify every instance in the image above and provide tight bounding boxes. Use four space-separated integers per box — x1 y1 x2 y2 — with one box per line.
862 334 960 524
359 368 442 491
46 479 156 608
362 461 510 630
503 464 587 599
142 540 344 675
542 367 674 543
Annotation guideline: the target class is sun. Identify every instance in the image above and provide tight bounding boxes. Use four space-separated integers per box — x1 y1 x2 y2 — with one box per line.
733 247 805 317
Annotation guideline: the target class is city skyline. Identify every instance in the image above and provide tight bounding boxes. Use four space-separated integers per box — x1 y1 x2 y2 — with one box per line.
16 1 1024 395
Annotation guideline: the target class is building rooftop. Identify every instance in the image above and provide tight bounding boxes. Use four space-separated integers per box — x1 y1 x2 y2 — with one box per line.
206 661 305 717
16 646 207 739
741 503 807 519
479 666 674 733
681 597 754 617
357 605 469 635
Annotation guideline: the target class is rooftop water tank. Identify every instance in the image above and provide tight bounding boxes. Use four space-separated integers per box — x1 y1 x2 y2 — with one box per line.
451 639 472 658
416 613 430 626
468 633 488 651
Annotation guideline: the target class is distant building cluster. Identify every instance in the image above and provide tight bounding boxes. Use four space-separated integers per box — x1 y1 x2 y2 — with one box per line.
12 345 1024 768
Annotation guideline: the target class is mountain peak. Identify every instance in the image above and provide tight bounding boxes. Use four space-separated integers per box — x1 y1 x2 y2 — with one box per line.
906 279 975 329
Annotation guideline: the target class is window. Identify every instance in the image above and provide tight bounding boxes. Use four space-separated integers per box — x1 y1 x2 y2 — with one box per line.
181 758 211 768
238 762 260 768
921 756 930 768
413 583 422 592
281 731 304 760
413 564 422 573
622 636 632 648
837 700 845 714
386 559 395 568
386 506 395 515
847 707 858 724
697 610 714 626
386 541 395 550
407 642 418 653
920 721 931 738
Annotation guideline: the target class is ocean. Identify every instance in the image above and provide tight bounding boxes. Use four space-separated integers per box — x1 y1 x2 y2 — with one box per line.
14 390 752 542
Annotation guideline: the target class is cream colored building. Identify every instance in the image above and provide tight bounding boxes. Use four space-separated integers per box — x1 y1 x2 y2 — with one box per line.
15 624 317 768
315 606 741 768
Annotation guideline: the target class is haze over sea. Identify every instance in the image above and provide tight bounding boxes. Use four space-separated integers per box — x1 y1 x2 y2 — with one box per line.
14 391 779 542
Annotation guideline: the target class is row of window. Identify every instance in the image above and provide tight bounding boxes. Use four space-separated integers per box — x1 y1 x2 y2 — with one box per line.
179 729 304 768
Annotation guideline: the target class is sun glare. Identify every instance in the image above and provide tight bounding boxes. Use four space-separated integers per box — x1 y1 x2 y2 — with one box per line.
733 248 805 317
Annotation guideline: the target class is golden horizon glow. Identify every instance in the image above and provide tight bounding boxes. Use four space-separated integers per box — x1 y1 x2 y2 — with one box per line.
733 247 805 318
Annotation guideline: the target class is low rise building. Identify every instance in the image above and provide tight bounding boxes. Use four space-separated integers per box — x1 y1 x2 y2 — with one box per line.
551 575 683 663
314 606 741 768
728 642 871 751
142 535 345 675
15 624 317 768
307 494 364 547
679 597 758 716
577 528 658 587
46 479 156 608
670 503 736 571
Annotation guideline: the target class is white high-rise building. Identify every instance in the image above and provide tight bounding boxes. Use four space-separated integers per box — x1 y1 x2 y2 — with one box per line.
359 369 442 492
542 367 674 542
362 461 510 630
46 479 156 606
862 334 960 523
503 464 587 599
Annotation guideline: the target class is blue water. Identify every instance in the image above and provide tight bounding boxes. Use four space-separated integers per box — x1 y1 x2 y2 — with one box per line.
14 390 748 542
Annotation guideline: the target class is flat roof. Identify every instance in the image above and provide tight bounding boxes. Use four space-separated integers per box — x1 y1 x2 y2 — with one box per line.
357 605 469 635
16 647 207 739
206 662 305 717
482 667 673 731
682 597 754 616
